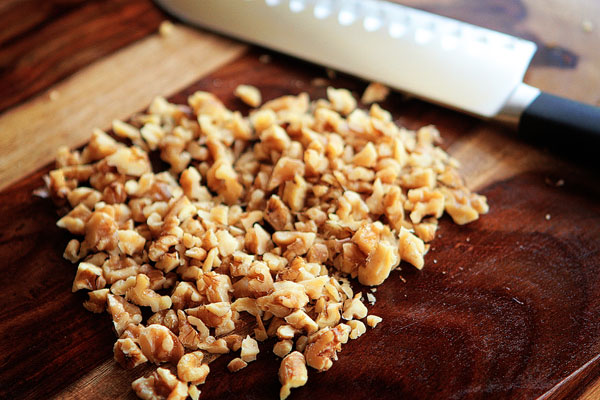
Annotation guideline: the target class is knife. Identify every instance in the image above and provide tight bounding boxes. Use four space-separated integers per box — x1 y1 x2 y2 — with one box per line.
155 0 600 157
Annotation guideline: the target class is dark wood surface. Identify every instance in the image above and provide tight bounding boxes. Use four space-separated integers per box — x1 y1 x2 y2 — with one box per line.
1 1 600 399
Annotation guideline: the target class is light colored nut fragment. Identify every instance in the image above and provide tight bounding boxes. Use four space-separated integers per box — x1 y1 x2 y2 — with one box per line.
361 82 390 104
256 281 309 318
106 147 151 177
342 294 368 320
405 187 445 224
85 210 118 251
188 385 201 400
327 87 356 115
177 352 210 385
277 324 299 340
138 324 184 364
241 335 260 362
295 336 308 353
268 157 305 191
399 227 425 270
198 336 230 354
126 274 172 312
304 327 341 372
235 84 262 107
132 367 188 400
107 294 143 336
83 288 109 313
261 125 291 152
274 339 294 358
347 320 366 339
366 315 382 328
285 310 319 334
279 351 308 400
442 188 489 225
228 357 248 372
358 241 399 286
245 224 272 255
352 142 378 168
57 204 92 235
114 338 148 369
73 262 106 292
117 229 146 255
265 195 293 231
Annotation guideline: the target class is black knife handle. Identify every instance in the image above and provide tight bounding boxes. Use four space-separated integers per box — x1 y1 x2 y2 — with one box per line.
518 92 600 159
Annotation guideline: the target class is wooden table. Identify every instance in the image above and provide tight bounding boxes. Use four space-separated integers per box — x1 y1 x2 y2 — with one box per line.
1 1 599 399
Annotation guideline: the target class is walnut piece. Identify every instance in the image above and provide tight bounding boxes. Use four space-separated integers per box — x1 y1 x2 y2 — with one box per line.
114 337 148 369
107 294 143 336
235 84 262 108
279 351 308 400
132 367 188 400
361 82 390 104
366 315 382 328
177 351 210 385
138 324 184 364
126 274 172 312
227 357 248 372
240 335 260 362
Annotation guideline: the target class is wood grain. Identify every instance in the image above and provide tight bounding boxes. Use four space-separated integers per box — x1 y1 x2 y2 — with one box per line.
0 24 246 192
0 0 599 399
0 0 166 113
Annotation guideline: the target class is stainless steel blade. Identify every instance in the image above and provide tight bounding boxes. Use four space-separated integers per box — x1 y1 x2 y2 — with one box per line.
155 0 537 118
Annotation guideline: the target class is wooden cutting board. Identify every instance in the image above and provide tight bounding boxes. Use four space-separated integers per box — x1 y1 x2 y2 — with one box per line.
1 1 599 399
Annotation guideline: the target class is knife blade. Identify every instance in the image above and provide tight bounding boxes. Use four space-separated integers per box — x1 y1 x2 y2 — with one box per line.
155 0 600 159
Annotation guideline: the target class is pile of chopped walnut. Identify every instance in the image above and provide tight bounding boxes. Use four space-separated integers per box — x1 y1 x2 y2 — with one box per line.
47 84 488 399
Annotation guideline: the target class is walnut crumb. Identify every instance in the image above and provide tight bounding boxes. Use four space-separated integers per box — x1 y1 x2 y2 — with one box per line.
366 315 382 328
227 357 248 372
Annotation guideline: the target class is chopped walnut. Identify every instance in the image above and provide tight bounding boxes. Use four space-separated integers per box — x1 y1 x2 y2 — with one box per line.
117 229 146 255
126 274 172 312
235 84 262 108
264 195 293 231
138 324 184 364
241 335 260 362
285 310 319 334
398 227 425 270
83 288 109 313
177 352 210 385
358 241 399 286
342 294 368 320
106 146 151 177
107 294 143 336
273 339 293 358
442 187 489 225
361 82 390 104
114 337 148 369
366 315 382 328
303 326 344 372
72 262 106 292
279 351 308 400
347 320 366 339
256 281 309 318
132 367 188 400
148 309 179 333
227 357 248 372
245 224 272 255
198 336 229 354
327 87 356 116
